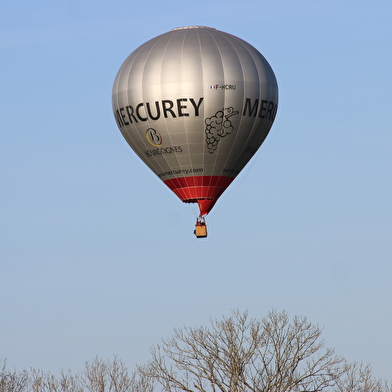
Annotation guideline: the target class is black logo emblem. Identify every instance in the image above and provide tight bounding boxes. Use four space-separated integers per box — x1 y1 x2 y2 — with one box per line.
145 128 163 146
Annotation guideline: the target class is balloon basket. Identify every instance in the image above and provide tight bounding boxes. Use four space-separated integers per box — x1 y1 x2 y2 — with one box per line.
194 216 207 238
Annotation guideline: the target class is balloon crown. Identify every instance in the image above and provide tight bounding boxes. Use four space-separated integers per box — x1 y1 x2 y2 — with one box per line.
170 26 216 31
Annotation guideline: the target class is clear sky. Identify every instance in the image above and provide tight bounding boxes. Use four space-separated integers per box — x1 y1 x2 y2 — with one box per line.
1 0 392 381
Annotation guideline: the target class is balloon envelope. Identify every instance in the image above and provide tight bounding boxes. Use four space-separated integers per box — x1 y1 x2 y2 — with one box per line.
112 26 278 215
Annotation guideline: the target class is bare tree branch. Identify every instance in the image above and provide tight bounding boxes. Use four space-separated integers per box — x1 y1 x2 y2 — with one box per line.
0 360 29 392
334 361 392 392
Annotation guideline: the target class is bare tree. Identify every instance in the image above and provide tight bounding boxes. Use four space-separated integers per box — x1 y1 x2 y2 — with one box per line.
83 356 152 392
31 369 59 392
2 357 152 392
83 357 108 392
30 368 82 392
0 360 29 392
58 370 83 392
139 310 350 392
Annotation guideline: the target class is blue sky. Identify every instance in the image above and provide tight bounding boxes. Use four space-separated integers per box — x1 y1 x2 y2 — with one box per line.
1 0 392 380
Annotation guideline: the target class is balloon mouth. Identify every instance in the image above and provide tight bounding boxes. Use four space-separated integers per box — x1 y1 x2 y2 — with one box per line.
184 198 217 216
163 175 234 215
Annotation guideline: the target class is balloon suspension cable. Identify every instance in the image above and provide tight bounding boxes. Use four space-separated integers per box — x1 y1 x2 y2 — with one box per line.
194 215 208 238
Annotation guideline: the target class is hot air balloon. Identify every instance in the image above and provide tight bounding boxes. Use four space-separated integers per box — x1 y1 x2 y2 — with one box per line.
112 26 278 237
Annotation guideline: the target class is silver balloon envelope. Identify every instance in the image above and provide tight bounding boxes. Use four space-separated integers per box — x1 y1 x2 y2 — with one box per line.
112 26 278 216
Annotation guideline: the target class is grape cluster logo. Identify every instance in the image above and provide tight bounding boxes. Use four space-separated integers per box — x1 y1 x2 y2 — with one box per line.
205 107 239 154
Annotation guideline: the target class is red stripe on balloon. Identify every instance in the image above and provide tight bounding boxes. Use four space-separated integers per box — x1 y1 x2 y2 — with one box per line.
163 176 234 215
